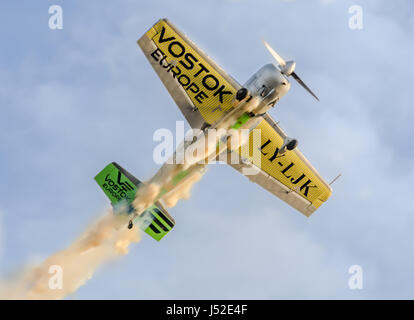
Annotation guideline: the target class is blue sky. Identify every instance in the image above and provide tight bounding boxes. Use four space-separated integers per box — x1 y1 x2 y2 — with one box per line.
1 0 414 299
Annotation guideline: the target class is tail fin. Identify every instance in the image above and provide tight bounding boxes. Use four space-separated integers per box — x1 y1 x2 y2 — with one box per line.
94 162 175 241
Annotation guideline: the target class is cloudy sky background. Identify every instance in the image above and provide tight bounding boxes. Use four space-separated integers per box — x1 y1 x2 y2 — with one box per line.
1 0 413 299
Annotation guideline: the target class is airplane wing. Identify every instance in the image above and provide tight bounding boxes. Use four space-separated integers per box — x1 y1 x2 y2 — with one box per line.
227 114 333 216
138 18 241 129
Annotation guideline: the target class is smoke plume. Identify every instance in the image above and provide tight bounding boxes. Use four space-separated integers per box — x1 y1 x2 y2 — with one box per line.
0 160 204 299
0 128 241 299
0 212 140 299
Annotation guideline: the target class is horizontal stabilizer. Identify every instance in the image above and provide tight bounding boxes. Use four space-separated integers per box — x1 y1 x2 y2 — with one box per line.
94 162 175 241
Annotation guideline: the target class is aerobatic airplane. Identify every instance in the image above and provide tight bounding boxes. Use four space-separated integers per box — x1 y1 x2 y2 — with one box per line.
95 19 333 241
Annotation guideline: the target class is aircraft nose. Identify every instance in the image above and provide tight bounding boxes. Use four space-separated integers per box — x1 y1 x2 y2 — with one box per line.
275 74 290 97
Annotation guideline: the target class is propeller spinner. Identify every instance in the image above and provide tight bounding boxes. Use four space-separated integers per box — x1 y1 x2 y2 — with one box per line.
263 40 319 101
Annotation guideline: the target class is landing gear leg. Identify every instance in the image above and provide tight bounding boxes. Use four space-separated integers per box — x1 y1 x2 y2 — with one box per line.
128 220 133 229
200 122 211 131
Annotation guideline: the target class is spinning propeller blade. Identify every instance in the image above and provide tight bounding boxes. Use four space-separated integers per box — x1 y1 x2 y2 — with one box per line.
263 40 319 101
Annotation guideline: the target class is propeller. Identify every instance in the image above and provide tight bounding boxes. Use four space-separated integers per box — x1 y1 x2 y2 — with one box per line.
263 40 319 101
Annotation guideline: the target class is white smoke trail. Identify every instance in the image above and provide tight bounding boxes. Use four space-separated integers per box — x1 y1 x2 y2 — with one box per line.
162 168 205 208
132 127 249 213
0 128 246 300
0 212 140 300
0 160 207 300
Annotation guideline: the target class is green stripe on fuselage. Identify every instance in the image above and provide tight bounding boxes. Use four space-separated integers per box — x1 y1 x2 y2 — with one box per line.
172 169 189 185
231 112 252 130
